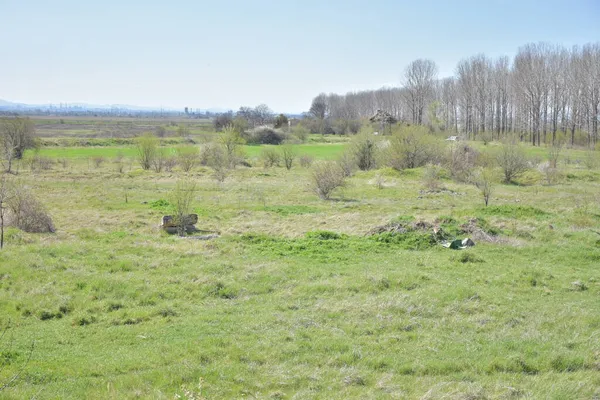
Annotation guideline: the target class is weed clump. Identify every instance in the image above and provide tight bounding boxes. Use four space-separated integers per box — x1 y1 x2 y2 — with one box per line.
305 230 344 240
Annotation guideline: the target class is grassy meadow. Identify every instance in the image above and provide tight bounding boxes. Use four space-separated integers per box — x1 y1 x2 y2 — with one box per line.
1 118 600 399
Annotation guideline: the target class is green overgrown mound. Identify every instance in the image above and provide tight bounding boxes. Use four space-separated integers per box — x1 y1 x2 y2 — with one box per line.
366 215 501 249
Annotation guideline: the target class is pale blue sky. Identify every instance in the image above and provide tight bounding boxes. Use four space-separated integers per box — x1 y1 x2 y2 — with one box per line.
1 0 599 112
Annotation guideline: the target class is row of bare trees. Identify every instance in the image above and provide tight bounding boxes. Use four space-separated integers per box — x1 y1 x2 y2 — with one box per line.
309 42 600 147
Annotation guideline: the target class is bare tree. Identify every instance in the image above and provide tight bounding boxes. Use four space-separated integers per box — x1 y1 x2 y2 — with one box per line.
403 59 438 125
309 94 329 120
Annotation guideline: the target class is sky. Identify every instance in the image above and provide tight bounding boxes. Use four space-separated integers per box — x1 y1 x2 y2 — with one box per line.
1 0 599 113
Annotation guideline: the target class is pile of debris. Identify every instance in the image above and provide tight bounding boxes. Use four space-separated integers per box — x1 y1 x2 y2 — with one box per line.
459 218 498 243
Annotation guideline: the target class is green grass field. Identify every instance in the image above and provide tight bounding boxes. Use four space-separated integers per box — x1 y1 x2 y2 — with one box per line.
1 119 600 399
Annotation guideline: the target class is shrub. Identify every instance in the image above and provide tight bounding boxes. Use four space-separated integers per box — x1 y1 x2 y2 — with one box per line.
337 151 356 177
260 148 281 168
219 125 246 167
351 133 378 170
213 113 233 132
548 142 563 168
292 125 309 142
422 163 443 191
152 149 168 173
274 114 289 129
471 168 495 207
583 149 598 170
176 146 199 172
177 124 190 137
246 127 285 145
135 133 159 170
28 155 54 171
155 126 167 137
445 143 479 182
202 143 229 182
310 161 346 200
387 126 443 170
299 154 314 168
6 184 55 233
92 156 105 168
281 144 297 170
170 179 198 236
164 156 177 172
497 141 529 183
538 162 560 185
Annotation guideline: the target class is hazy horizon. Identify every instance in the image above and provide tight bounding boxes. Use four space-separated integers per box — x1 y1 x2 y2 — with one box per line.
2 0 599 113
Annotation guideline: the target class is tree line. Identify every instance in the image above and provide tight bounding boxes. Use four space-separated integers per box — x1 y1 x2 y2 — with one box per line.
309 42 600 147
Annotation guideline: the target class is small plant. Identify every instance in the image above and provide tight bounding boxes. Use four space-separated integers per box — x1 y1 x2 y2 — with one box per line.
310 161 346 200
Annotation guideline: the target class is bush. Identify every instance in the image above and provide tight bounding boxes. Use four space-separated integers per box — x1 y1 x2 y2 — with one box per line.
337 151 356 177
281 144 297 170
135 133 159 170
260 148 281 168
311 161 346 200
202 143 229 182
219 125 246 167
299 154 314 168
246 127 286 145
497 141 529 183
445 143 479 182
292 125 309 142
387 126 443 170
28 155 54 171
213 113 233 131
151 149 168 173
176 146 199 172
351 133 378 171
471 168 495 206
6 184 55 233
92 156 105 168
422 164 443 191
